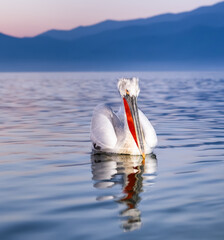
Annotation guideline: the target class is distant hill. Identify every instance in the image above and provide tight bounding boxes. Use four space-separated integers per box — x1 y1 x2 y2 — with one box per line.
39 1 224 41
0 1 224 70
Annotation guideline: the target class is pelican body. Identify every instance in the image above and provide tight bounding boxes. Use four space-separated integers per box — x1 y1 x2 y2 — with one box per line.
90 78 157 156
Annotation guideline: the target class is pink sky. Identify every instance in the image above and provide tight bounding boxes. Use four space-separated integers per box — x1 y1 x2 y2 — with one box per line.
0 0 221 37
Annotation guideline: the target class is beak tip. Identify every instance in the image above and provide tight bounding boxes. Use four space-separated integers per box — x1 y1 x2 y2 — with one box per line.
142 153 145 165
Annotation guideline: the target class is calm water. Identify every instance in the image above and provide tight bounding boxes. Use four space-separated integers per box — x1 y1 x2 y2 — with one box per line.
0 72 224 240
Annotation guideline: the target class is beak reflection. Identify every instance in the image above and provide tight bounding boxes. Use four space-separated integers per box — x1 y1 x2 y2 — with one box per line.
91 153 157 232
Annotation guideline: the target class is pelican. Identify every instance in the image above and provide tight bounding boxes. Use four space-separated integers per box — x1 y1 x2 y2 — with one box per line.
90 77 157 157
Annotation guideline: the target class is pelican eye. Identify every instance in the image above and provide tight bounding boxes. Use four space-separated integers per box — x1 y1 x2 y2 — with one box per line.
126 89 129 95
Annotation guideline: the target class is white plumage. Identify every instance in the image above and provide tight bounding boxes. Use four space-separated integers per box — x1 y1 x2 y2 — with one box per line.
91 78 157 156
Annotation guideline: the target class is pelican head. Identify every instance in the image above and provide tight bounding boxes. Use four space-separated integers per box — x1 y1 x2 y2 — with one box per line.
117 78 145 158
117 77 140 98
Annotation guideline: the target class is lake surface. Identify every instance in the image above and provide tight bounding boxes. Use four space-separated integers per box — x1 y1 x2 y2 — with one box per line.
0 71 224 240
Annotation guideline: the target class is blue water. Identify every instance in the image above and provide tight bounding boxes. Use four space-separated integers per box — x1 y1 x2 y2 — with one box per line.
0 72 223 240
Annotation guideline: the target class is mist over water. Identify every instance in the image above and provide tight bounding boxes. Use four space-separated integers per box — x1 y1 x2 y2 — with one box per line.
0 72 223 240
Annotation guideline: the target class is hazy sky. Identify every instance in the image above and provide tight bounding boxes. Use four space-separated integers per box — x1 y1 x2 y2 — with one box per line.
0 0 222 37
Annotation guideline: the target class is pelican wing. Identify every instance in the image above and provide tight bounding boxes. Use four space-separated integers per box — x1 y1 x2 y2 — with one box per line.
139 110 158 149
91 104 118 151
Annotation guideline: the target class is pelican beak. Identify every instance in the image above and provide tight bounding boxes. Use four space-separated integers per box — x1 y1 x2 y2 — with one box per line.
123 94 145 159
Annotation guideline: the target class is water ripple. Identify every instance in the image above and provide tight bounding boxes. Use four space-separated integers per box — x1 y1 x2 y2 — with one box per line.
0 72 224 239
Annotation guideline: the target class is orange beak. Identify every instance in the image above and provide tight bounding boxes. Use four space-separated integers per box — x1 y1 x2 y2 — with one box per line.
123 95 145 159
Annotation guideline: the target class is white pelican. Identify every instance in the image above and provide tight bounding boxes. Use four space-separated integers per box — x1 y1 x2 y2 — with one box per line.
90 78 157 157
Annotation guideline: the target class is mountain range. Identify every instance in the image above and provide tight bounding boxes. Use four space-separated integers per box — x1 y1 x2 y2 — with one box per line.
0 1 224 71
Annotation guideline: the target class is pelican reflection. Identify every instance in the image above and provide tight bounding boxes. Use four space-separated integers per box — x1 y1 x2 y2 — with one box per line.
91 154 157 232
